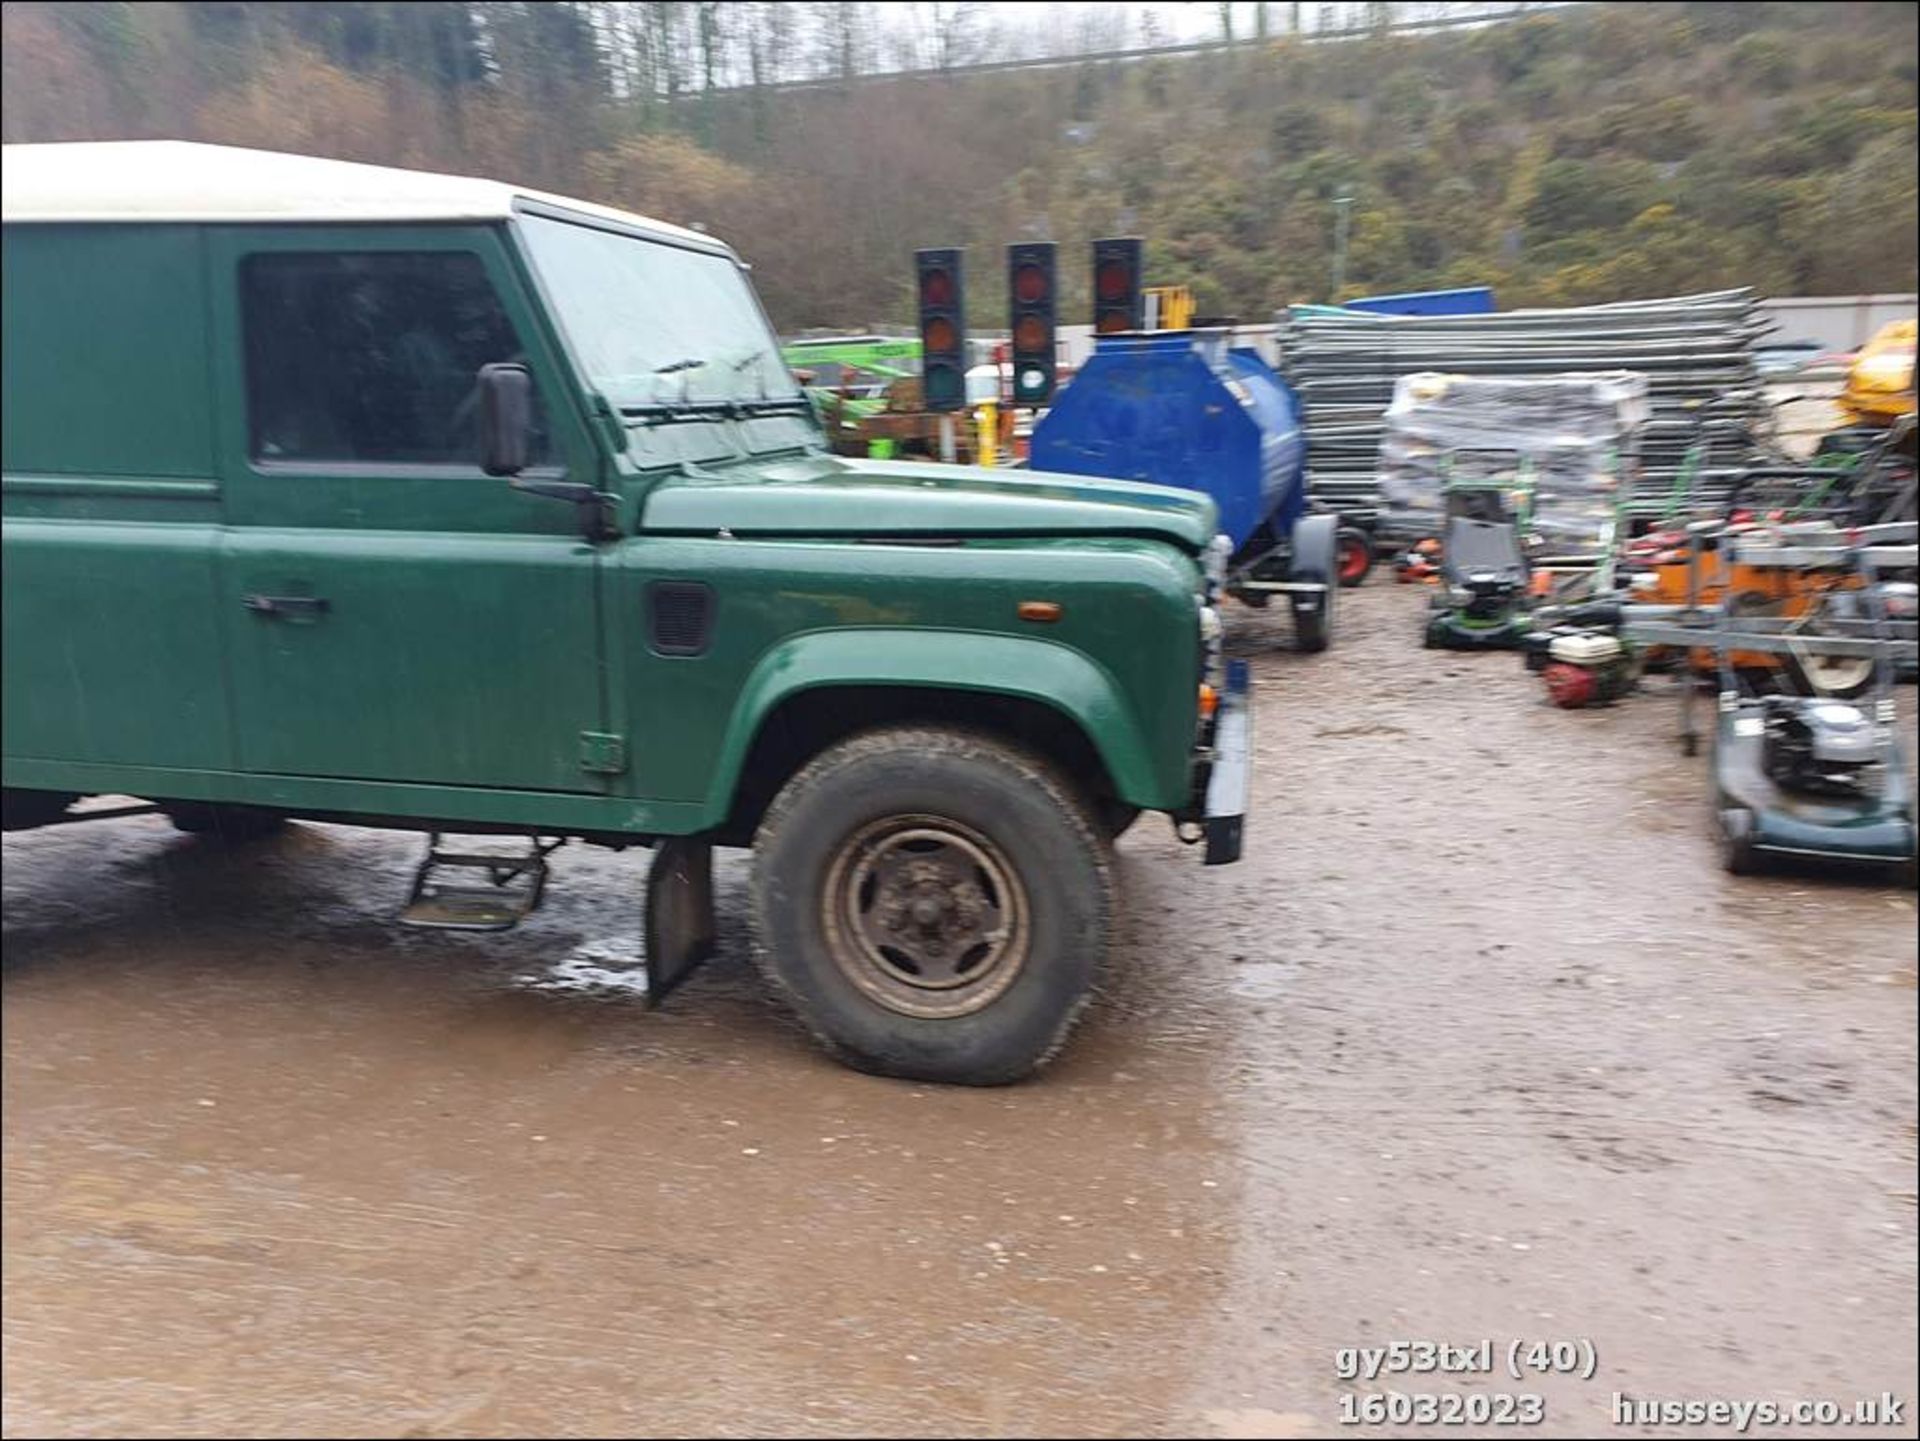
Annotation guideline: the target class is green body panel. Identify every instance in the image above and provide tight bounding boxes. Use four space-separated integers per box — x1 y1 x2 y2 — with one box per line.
642 454 1216 549
0 755 706 834
2 518 234 770
707 628 1164 813
1 226 215 479
221 528 605 791
3 213 1218 838
0 477 222 524
605 533 1202 817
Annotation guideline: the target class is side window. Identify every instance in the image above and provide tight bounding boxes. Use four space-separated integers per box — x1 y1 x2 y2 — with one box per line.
242 251 551 467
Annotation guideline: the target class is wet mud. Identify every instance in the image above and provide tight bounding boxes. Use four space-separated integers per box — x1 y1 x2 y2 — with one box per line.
5 584 1915 1437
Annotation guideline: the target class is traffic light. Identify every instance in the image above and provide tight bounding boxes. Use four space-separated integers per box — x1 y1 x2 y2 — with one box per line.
1092 236 1144 335
1007 241 1057 405
915 247 966 412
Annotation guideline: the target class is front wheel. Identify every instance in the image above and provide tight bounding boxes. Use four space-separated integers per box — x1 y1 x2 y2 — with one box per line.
750 727 1114 1085
1719 808 1761 875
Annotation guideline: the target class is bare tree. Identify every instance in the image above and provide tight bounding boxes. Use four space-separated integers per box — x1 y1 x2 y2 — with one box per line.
928 1 985 72
1071 3 1130 55
637 1 684 99
697 0 724 89
811 1 875 82
740 1 773 87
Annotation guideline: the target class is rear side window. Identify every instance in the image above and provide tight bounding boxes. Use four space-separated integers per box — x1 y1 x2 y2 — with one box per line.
242 251 549 466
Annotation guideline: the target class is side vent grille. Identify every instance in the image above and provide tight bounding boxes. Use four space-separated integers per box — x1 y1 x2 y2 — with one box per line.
649 581 715 657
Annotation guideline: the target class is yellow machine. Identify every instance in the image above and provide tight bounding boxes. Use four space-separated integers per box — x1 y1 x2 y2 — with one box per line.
1839 318 1917 430
1142 284 1195 331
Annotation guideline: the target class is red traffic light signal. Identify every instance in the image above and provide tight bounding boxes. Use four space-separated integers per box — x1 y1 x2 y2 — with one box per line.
1092 237 1143 335
1007 242 1057 404
920 264 956 309
915 248 966 412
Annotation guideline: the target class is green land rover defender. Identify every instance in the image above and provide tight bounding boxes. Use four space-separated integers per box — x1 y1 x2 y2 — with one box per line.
1 141 1249 1084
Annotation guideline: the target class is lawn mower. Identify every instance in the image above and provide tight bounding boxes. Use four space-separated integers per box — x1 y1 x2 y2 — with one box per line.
1420 446 1547 649
1621 518 1919 881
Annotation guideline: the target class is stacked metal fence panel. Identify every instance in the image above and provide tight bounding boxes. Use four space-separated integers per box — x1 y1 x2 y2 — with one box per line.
1276 290 1770 532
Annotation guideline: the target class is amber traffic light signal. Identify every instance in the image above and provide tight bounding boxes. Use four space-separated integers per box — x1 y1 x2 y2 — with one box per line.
1092 236 1144 335
915 248 966 412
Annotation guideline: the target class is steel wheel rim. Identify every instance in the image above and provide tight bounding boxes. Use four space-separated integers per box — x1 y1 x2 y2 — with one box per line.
822 815 1030 1019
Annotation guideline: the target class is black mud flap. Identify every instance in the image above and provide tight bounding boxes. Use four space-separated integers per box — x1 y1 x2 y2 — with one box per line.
645 837 717 1007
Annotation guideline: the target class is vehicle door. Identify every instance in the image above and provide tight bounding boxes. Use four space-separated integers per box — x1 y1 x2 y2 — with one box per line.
207 225 611 795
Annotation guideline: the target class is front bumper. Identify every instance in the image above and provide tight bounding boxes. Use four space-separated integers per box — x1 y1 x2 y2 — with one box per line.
1202 658 1251 865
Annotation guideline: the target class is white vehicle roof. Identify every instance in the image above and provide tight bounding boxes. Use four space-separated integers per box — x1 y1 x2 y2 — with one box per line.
0 140 728 253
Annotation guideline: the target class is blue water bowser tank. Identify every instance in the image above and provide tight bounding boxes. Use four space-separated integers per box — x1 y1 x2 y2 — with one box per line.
1030 329 1308 554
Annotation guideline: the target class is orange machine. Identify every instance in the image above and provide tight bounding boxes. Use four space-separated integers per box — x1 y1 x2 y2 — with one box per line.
1628 529 1869 688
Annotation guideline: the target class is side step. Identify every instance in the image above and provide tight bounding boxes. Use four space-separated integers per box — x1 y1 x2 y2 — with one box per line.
399 833 566 931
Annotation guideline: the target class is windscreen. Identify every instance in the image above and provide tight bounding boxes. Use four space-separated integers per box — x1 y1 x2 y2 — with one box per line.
517 213 799 411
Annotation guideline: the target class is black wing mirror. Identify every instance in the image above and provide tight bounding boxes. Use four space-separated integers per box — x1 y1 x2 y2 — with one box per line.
478 362 532 477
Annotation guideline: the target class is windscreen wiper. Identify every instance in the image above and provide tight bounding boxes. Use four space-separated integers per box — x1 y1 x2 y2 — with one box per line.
621 349 813 424
730 397 816 417
620 398 813 425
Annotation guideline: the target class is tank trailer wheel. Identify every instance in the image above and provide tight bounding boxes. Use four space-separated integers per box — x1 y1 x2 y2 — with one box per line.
1288 513 1339 654
1335 526 1375 588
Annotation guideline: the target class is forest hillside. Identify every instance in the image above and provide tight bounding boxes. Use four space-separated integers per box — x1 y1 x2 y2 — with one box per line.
4 1 1915 329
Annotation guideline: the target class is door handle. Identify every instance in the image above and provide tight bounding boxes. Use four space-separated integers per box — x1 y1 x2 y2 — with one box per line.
242 594 331 619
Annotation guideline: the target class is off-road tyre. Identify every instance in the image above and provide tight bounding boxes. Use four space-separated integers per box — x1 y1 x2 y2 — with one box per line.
750 726 1115 1085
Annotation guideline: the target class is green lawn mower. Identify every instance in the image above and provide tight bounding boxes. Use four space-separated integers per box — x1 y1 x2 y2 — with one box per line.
1422 454 1538 650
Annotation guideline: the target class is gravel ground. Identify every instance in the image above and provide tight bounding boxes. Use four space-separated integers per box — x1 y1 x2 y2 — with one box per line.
4 582 1915 1438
